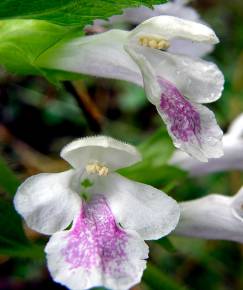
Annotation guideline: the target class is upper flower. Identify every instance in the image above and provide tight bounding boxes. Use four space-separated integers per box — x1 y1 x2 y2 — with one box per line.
14 136 180 290
37 15 224 162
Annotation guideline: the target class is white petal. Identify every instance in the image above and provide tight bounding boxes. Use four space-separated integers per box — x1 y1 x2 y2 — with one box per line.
231 187 243 221
129 15 219 44
175 189 243 243
155 4 215 57
127 45 224 103
122 51 224 162
170 114 243 175
157 84 223 161
168 38 214 58
14 170 80 235
61 135 141 171
170 134 243 175
125 45 160 105
36 29 143 86
227 113 243 138
91 173 180 240
93 2 214 58
45 195 148 290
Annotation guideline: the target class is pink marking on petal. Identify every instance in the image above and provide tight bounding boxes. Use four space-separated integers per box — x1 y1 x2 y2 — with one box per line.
158 77 201 142
62 195 128 277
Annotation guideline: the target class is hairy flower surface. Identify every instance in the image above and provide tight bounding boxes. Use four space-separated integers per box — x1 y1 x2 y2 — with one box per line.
90 0 214 57
175 187 243 243
14 136 180 290
170 114 243 175
37 15 224 162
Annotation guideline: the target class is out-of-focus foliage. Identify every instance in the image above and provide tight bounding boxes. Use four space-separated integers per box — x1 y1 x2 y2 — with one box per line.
0 155 20 197
119 128 187 187
0 0 166 26
0 199 43 259
0 157 43 259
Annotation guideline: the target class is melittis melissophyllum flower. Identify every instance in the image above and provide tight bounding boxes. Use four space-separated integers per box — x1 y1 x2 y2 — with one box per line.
14 136 180 290
36 15 224 162
170 113 243 176
175 187 243 243
90 0 214 57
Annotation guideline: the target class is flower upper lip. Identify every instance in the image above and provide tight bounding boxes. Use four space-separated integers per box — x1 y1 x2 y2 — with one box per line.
128 15 219 45
60 135 142 170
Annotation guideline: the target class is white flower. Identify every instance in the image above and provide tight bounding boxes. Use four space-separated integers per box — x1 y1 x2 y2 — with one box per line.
175 187 243 243
37 15 224 162
90 0 213 57
170 114 243 175
14 136 180 290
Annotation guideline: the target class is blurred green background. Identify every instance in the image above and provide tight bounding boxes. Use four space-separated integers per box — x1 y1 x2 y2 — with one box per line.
0 0 243 289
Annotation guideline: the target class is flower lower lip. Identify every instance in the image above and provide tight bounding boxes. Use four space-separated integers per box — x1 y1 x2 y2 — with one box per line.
158 77 201 142
62 194 129 271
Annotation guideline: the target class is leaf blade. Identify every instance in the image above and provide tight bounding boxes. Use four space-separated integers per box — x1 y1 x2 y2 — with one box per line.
0 0 167 26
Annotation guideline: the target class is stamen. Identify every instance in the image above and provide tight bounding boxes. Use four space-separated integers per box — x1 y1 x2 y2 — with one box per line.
86 163 109 176
139 36 170 50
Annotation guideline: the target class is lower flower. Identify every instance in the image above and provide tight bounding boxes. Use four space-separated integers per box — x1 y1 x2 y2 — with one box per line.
14 136 180 290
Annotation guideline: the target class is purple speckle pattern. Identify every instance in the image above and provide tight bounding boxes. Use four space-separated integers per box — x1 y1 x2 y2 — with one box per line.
159 77 201 142
62 194 128 277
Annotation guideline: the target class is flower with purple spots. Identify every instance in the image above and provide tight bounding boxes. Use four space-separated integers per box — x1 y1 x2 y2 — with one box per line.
14 136 180 290
37 15 224 161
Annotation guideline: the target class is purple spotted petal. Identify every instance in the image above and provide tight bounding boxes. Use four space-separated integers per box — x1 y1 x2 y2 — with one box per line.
45 194 148 290
62 195 128 273
159 77 201 143
157 77 223 161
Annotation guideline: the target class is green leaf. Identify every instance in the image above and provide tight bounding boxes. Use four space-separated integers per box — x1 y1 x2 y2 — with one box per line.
155 237 177 253
0 157 43 258
119 127 187 186
0 0 166 26
139 127 174 165
0 155 20 196
0 19 76 76
0 198 44 258
119 163 186 187
143 263 190 290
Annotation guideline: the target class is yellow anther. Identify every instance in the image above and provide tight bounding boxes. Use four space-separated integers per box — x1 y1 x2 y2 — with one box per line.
142 38 149 46
85 164 96 174
139 37 144 45
138 36 170 50
158 39 170 50
148 39 157 49
86 163 109 176
98 166 109 176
